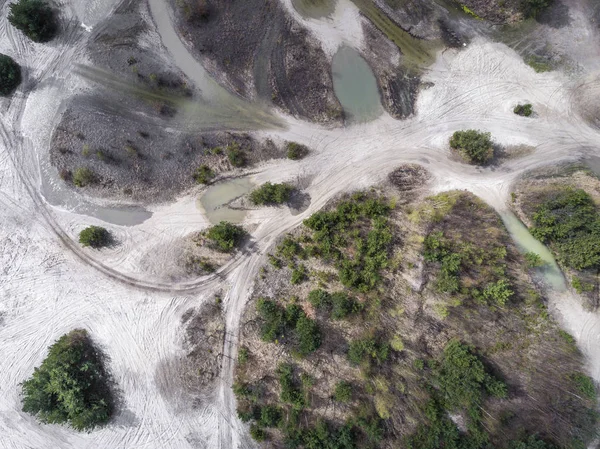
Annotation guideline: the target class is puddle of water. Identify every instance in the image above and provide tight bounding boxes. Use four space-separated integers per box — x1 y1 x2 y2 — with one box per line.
292 0 337 18
500 211 566 291
39 155 152 226
331 46 382 123
197 178 254 225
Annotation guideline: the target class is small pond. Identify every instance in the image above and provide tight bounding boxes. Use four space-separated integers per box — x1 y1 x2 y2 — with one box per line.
197 178 254 225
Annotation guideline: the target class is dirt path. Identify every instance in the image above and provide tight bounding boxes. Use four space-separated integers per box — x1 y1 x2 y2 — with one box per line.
2 0 600 448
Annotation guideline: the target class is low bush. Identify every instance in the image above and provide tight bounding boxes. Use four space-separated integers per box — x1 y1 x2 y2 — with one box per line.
347 335 390 366
572 276 594 294
0 54 21 96
193 165 214 184
308 289 362 319
290 264 307 285
226 142 246 167
72 167 95 187
250 182 294 205
514 103 533 117
8 0 57 42
334 381 353 402
277 363 306 409
259 405 282 427
79 225 110 248
21 329 113 430
249 424 266 441
525 251 544 268
205 221 245 252
286 142 309 160
571 372 596 400
521 0 553 18
449 130 494 165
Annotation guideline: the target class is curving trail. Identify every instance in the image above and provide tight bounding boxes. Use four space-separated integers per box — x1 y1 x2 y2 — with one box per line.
1 0 600 448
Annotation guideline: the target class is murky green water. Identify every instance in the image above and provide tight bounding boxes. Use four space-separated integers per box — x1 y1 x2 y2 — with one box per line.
292 0 336 18
331 46 382 123
197 178 254 224
500 211 566 291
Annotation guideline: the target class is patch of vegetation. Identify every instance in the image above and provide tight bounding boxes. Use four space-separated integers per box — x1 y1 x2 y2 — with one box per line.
226 142 246 167
308 289 363 319
521 0 553 18
571 372 596 400
572 276 594 294
193 165 215 184
8 0 57 42
460 4 481 19
449 130 494 165
249 182 294 205
256 298 321 357
0 54 21 96
514 103 533 117
529 187 600 270
290 264 308 285
79 225 110 248
205 221 245 252
347 335 390 367
21 329 113 430
238 347 249 365
334 381 353 402
72 167 96 187
286 142 309 160
525 55 552 73
301 193 393 292
524 251 544 268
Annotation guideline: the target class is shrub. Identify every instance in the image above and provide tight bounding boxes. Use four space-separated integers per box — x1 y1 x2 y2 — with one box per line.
481 279 514 306
330 292 362 319
238 347 249 365
259 405 282 427
226 142 246 167
295 314 321 356
290 264 307 285
21 329 113 430
514 103 533 117
79 225 110 248
334 381 352 402
347 336 389 366
277 363 306 409
510 435 557 449
449 130 494 165
250 182 294 205
8 0 57 42
72 167 95 187
249 424 266 441
205 221 245 252
0 54 21 96
286 142 309 160
193 165 214 184
525 252 544 268
571 372 596 400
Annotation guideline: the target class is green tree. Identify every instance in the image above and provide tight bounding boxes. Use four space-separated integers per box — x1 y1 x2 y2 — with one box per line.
193 165 214 184
449 130 494 165
72 167 96 187
514 103 533 117
79 225 110 248
8 0 57 42
286 142 309 160
205 221 245 252
0 54 21 96
21 329 113 430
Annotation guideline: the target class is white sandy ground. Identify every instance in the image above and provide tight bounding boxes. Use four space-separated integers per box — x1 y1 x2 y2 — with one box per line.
2 0 600 447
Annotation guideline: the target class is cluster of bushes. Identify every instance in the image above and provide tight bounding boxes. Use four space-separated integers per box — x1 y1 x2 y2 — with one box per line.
308 289 363 319
0 54 21 96
286 142 309 160
301 193 393 292
79 225 111 248
424 230 514 306
449 130 494 165
8 0 57 42
530 187 600 271
249 182 294 205
514 103 533 117
407 340 507 448
205 221 245 252
21 329 113 430
72 167 96 187
226 142 246 167
256 298 321 356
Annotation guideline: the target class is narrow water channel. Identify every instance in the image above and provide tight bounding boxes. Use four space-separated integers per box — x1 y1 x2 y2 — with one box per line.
331 46 382 123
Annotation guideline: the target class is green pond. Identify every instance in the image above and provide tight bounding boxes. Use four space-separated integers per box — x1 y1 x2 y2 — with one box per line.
198 178 254 225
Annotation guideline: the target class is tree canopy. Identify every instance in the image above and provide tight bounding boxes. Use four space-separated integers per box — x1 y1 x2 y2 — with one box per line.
79 225 110 248
21 329 113 430
8 0 57 42
449 130 494 165
0 54 21 96
205 221 245 252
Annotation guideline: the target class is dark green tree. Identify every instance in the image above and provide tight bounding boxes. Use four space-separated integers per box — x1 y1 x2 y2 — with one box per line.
8 0 57 42
449 130 494 165
205 221 245 252
79 225 110 248
21 329 113 430
0 54 21 96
